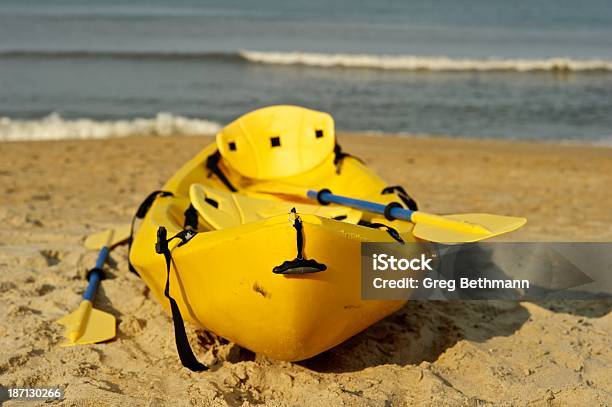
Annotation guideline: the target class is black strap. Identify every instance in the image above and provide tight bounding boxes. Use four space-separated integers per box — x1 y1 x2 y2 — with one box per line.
128 190 174 275
183 204 199 230
358 220 405 244
155 226 207 372
293 209 305 259
206 150 237 192
381 185 418 211
333 143 364 174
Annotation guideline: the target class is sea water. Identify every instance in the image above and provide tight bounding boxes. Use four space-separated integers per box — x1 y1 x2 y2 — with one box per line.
1 0 611 142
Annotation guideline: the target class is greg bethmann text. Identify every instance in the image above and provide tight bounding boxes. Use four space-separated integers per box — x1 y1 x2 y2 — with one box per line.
370 253 530 292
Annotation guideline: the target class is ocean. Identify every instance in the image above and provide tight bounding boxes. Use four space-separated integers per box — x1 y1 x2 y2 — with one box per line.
1 0 612 142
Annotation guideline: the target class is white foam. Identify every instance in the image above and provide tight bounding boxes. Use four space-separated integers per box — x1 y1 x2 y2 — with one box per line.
240 51 612 72
0 113 221 141
591 135 612 147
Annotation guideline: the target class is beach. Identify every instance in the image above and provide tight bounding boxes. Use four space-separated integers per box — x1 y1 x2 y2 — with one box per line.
1 133 610 405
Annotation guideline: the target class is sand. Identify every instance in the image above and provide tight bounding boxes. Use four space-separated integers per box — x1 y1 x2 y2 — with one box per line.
0 133 611 406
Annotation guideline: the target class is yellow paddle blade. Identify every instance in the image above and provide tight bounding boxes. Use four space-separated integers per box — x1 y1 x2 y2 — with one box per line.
84 224 131 249
190 184 361 229
248 182 308 197
412 213 527 243
57 300 116 346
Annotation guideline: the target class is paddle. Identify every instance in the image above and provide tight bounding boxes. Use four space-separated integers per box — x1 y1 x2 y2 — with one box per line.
57 230 119 346
306 189 527 243
84 224 131 250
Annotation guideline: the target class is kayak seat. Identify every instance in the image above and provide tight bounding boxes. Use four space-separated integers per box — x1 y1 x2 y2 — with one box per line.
216 105 336 180
189 184 361 230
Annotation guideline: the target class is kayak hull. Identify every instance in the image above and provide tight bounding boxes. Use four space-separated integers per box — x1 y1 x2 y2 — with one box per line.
130 142 425 361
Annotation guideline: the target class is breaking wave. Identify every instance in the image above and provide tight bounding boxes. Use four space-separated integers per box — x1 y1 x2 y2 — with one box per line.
240 51 612 72
0 113 220 141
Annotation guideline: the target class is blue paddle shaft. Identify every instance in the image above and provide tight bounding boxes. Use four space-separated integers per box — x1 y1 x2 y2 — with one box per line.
83 246 109 301
307 190 415 221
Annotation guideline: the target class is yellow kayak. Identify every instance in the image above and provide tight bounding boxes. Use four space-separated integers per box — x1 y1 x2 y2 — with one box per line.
129 105 429 366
